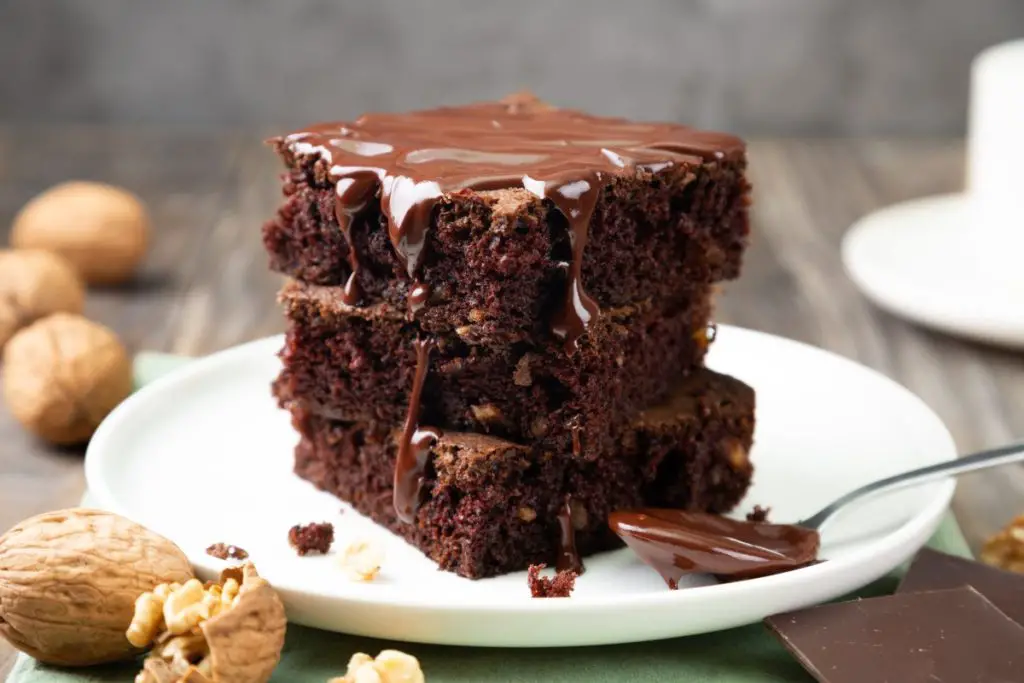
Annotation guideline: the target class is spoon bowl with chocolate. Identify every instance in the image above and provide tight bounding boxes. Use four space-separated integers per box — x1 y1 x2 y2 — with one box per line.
610 440 1024 589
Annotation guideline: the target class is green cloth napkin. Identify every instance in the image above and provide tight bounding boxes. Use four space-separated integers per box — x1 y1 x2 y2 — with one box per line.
9 353 973 683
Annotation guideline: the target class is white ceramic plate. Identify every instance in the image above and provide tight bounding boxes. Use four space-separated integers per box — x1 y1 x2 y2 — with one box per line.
843 192 1024 349
84 327 956 647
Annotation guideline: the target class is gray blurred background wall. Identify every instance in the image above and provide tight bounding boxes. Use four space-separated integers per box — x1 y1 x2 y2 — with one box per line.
1 0 1022 134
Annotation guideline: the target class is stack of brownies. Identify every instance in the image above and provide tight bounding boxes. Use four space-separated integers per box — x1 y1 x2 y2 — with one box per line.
263 94 757 579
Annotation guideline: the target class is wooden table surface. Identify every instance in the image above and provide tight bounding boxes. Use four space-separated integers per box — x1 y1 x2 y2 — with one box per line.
1 129 1023 676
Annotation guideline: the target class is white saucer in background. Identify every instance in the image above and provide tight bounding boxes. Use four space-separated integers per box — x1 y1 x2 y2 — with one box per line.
84 329 955 647
843 193 1024 348
842 40 1024 349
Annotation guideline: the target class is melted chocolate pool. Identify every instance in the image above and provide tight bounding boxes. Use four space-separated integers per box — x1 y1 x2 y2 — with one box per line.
608 508 820 588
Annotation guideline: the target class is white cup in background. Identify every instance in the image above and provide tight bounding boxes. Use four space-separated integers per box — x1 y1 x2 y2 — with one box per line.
842 38 1024 349
967 40 1024 247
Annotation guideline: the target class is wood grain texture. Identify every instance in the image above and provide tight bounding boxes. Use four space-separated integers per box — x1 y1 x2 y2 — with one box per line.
3 0 1024 134
1 129 1022 676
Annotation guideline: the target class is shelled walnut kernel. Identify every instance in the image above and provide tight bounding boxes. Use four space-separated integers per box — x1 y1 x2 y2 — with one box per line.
127 577 241 649
981 514 1024 573
131 564 285 683
329 650 425 683
339 539 384 582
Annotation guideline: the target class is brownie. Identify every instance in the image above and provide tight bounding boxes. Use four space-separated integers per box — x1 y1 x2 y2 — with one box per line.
263 95 757 580
274 279 714 460
527 565 578 598
288 368 755 579
262 95 749 342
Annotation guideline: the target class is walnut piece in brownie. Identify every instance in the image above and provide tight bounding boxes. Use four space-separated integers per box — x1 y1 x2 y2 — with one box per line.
288 522 335 556
205 542 249 560
527 564 577 598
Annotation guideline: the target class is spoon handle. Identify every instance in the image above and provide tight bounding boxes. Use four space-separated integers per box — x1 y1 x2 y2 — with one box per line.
800 441 1024 532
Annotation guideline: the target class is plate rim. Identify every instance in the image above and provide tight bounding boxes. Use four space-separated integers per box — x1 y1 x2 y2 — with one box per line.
84 325 957 617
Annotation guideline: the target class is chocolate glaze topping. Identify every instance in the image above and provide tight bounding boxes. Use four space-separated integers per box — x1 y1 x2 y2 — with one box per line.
393 338 441 523
282 95 744 345
332 172 378 305
556 498 584 574
608 508 819 588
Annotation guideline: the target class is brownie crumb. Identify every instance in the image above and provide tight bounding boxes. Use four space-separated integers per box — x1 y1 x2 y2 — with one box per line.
206 542 249 560
527 563 577 598
288 522 335 556
746 505 771 523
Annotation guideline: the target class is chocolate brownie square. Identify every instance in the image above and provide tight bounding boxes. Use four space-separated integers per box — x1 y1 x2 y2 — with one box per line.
273 279 714 460
262 94 749 344
288 368 755 579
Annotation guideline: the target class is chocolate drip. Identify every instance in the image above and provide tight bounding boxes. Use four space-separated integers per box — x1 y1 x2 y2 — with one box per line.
341 273 362 307
556 498 584 574
332 171 379 306
282 96 743 339
393 338 441 524
543 177 601 351
381 175 442 281
408 280 430 314
608 508 820 587
571 424 583 458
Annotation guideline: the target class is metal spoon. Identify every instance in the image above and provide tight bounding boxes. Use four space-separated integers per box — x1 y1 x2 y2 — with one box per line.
799 441 1024 532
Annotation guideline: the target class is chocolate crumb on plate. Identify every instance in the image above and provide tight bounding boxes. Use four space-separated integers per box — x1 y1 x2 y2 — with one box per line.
897 547 1024 625
288 521 334 556
205 542 249 561
765 587 1024 683
527 564 577 598
745 505 770 522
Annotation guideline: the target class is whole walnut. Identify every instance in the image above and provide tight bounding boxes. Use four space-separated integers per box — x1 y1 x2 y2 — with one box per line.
0 508 194 666
11 181 150 285
2 313 132 445
0 249 85 349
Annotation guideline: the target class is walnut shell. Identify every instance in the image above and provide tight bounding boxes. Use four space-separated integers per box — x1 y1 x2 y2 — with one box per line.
11 181 150 285
0 249 85 349
202 565 286 683
2 313 132 445
137 564 287 683
0 508 194 666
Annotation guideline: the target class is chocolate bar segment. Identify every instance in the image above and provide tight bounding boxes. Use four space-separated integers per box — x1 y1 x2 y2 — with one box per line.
766 587 1024 683
897 547 1024 625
